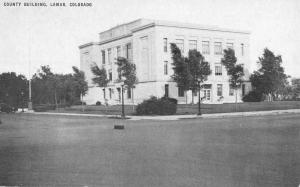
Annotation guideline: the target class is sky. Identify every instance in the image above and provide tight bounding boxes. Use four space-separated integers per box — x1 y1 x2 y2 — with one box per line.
0 0 300 78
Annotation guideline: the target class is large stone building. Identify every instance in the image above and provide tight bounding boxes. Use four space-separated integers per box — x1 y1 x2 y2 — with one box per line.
79 19 251 105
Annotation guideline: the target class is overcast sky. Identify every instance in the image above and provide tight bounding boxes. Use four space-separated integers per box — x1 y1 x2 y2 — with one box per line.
0 0 299 78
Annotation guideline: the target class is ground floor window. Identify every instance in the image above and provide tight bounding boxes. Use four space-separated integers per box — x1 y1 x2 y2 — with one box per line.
178 86 184 97
127 88 132 99
103 89 106 99
165 84 169 97
229 85 234 96
242 84 246 96
117 88 121 101
109 88 112 99
203 89 211 101
217 84 223 97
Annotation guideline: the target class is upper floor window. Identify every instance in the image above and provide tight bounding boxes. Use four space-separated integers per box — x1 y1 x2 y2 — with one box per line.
226 42 234 50
108 48 112 64
189 40 197 50
217 84 223 96
215 63 222 76
126 43 132 61
101 50 105 64
178 86 184 97
117 46 121 57
175 39 184 53
163 38 168 52
214 42 222 55
241 43 244 56
202 41 210 54
164 61 168 75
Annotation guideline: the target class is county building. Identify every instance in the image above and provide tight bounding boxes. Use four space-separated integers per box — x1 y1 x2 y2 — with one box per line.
79 19 251 105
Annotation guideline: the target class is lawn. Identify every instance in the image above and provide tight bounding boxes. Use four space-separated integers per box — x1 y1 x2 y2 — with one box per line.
51 100 300 115
0 113 299 186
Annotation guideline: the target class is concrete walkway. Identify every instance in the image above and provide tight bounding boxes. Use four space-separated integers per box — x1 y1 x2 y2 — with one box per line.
28 109 300 120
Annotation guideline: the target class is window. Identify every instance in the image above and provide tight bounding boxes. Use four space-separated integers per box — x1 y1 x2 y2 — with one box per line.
229 85 234 96
165 84 169 97
226 43 234 50
126 43 132 61
109 88 112 99
214 42 222 55
117 46 121 57
127 88 132 99
164 61 168 75
108 48 112 64
101 50 105 64
117 88 121 101
163 38 168 52
189 40 197 50
241 43 244 56
178 86 184 97
242 84 246 96
202 41 210 54
175 39 184 53
215 64 222 76
108 69 112 81
103 89 106 99
203 90 211 101
217 84 223 96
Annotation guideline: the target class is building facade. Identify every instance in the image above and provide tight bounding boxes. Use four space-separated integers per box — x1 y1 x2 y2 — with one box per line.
79 19 251 105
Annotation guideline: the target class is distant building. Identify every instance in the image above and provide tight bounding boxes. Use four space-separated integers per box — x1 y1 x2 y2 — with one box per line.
79 19 251 105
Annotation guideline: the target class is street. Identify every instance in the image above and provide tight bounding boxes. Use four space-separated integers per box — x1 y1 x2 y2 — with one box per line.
0 113 299 186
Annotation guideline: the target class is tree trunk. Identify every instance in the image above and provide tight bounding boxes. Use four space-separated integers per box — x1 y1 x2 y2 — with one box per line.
235 89 238 112
54 90 58 111
132 88 135 113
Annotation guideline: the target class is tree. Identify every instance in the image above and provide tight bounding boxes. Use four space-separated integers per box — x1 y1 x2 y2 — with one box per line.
91 63 109 104
221 48 244 109
116 57 138 116
72 66 88 99
0 72 28 108
171 44 211 115
250 48 288 101
170 43 191 103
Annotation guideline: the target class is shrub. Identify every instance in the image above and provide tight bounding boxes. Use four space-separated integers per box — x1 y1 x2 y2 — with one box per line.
136 96 177 115
242 90 263 102
96 101 101 105
162 96 178 104
73 100 86 106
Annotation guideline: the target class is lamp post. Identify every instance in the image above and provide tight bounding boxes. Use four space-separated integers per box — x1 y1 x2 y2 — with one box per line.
121 84 125 119
197 81 202 116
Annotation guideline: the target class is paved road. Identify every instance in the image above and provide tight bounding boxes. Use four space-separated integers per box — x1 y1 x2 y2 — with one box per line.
0 113 299 186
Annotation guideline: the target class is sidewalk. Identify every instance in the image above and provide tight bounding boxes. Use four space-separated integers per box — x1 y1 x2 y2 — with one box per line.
29 109 300 120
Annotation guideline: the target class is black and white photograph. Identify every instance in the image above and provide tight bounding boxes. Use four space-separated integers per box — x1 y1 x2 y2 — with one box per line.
0 0 299 186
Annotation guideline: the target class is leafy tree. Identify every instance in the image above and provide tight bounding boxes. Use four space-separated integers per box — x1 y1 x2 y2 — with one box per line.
72 66 88 99
170 43 191 103
221 48 244 108
116 57 138 111
171 44 211 114
0 72 28 108
291 78 300 99
91 63 109 87
31 65 87 107
250 48 288 101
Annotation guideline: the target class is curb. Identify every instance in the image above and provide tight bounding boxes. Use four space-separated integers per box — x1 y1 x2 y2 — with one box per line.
26 109 300 121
